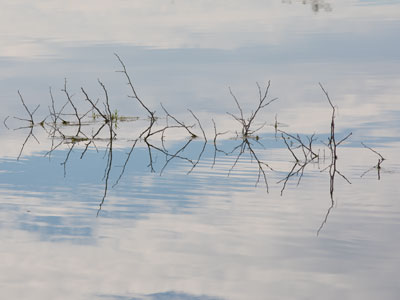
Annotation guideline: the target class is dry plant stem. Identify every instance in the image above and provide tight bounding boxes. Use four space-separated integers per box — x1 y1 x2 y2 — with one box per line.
161 103 197 137
81 88 108 121
98 80 113 120
278 130 318 160
360 142 385 180
80 83 116 159
62 79 82 136
228 81 278 137
146 104 197 141
48 87 58 123
3 116 10 129
319 82 352 160
248 82 277 133
15 90 40 125
361 142 385 162
317 83 352 236
282 134 299 162
48 87 69 125
46 87 72 160
115 53 155 119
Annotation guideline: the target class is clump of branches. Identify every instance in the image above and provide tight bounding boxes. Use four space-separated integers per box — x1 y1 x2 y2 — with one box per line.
9 56 392 227
228 81 278 138
279 131 319 162
277 131 320 195
224 82 277 190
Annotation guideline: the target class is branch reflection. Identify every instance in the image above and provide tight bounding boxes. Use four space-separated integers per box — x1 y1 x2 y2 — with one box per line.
7 56 390 235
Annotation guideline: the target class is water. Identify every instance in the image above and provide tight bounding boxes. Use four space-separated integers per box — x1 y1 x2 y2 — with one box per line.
1 1 400 299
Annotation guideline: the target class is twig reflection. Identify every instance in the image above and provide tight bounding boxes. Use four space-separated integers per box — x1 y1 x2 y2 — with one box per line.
9 57 391 232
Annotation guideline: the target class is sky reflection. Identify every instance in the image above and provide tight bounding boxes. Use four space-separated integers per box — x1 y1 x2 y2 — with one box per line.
1 1 400 299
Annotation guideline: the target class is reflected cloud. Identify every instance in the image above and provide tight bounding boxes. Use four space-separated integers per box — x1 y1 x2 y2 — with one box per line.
1 2 400 299
98 291 224 300
2 1 400 57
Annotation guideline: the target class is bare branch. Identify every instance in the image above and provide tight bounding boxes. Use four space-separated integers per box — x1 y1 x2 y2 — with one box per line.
3 116 10 129
361 142 385 161
115 53 154 119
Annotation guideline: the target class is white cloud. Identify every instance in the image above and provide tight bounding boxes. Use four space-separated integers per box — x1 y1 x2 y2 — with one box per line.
1 0 400 57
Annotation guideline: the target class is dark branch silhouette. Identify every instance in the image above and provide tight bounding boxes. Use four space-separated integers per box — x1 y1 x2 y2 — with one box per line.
10 57 388 229
317 83 352 236
360 142 386 180
115 53 155 120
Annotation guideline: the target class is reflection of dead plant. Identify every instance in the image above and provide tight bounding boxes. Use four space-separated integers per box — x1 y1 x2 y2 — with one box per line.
97 112 115 216
227 137 274 191
278 134 313 195
211 119 229 168
225 82 277 190
278 160 309 196
278 130 320 195
114 104 205 186
12 56 389 226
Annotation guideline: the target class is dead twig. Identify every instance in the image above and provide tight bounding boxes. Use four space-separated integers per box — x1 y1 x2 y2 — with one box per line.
360 142 386 180
3 116 10 129
317 83 352 236
115 53 155 120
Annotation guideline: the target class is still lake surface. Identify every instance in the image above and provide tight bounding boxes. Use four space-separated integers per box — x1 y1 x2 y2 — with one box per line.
1 1 400 299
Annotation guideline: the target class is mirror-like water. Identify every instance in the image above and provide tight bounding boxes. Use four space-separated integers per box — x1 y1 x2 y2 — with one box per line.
1 1 400 299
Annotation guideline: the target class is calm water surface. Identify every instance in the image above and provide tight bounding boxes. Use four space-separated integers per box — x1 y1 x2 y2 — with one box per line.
1 1 400 299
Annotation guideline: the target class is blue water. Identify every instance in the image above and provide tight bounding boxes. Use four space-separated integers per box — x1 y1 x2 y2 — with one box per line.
1 1 400 299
